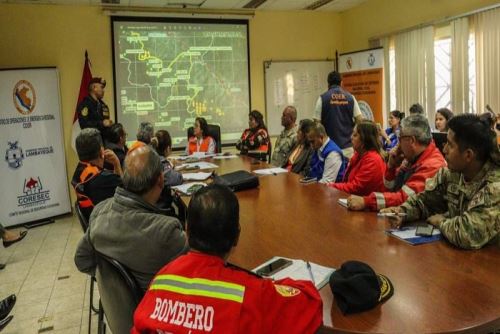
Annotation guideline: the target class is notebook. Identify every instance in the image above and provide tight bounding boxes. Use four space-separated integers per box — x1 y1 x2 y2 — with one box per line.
253 256 335 289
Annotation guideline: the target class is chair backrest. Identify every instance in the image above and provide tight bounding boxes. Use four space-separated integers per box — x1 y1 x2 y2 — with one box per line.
74 201 89 233
186 124 222 153
95 252 143 334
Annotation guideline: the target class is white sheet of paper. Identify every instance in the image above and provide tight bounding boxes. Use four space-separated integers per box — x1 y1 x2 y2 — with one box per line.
213 154 238 160
390 227 441 239
180 162 219 170
253 167 288 175
171 182 207 195
337 198 348 208
182 172 213 181
253 257 335 289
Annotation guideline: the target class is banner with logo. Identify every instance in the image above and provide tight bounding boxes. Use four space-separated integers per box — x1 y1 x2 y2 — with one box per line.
0 68 71 227
338 48 384 124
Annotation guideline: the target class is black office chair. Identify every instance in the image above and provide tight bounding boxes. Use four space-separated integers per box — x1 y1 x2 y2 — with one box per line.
186 124 222 153
95 252 143 334
74 201 89 233
74 201 99 334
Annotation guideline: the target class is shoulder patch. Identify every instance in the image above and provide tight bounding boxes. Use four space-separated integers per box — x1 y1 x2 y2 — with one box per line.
468 188 486 210
81 107 88 117
274 284 301 297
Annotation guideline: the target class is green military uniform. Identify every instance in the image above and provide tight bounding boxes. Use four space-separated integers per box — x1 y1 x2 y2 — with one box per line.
400 160 500 249
271 126 297 167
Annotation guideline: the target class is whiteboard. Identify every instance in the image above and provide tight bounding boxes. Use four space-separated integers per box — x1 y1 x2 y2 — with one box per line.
264 60 334 136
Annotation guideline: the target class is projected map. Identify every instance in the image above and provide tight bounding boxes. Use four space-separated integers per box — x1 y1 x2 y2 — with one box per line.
114 21 250 147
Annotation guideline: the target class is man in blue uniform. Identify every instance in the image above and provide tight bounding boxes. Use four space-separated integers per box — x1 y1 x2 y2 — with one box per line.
315 71 363 158
77 77 113 133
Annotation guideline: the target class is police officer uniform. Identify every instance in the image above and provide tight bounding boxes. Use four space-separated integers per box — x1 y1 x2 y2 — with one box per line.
77 77 111 133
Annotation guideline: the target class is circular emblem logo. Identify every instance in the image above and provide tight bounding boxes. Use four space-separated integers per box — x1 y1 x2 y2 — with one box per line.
274 284 301 297
358 100 374 120
13 80 36 115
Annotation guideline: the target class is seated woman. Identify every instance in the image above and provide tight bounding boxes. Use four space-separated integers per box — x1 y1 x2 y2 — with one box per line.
236 110 270 160
155 130 183 210
328 121 386 196
435 108 454 132
381 110 404 152
186 117 216 155
283 119 315 175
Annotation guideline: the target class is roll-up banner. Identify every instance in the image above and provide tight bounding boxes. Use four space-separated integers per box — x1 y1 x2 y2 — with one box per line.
0 67 71 227
338 48 384 124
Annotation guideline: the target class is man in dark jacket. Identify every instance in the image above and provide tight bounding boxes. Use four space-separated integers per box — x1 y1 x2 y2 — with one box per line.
74 145 188 291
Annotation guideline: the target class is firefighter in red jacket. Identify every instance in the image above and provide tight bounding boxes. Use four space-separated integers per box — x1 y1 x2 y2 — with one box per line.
132 184 323 334
346 114 447 211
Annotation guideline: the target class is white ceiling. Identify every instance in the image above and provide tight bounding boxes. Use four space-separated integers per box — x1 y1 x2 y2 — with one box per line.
0 0 368 12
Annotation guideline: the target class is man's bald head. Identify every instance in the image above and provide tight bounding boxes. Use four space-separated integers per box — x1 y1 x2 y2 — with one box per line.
123 146 162 195
281 106 297 129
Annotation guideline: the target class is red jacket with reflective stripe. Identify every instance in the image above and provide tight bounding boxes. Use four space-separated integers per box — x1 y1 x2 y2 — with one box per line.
132 252 323 334
363 141 446 211
328 150 386 196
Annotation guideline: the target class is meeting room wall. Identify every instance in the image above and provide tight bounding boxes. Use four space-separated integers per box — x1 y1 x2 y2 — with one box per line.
0 4 342 200
340 0 500 52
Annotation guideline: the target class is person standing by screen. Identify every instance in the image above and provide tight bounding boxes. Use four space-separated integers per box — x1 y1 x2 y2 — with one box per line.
77 77 113 134
314 71 363 159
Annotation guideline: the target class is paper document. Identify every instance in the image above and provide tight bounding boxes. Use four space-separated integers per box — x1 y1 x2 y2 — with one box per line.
337 198 348 208
253 257 335 289
171 182 207 196
253 167 288 175
387 226 442 245
182 172 213 181
213 154 238 160
176 161 219 171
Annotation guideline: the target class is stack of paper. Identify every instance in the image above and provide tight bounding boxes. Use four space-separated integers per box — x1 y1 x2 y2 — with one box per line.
171 182 206 196
253 257 335 289
253 167 288 175
182 172 213 181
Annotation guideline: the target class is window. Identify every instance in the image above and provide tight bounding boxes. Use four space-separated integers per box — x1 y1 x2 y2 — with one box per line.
434 38 452 109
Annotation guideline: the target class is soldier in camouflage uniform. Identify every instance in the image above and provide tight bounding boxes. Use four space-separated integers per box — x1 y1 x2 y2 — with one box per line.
382 114 499 249
271 106 298 167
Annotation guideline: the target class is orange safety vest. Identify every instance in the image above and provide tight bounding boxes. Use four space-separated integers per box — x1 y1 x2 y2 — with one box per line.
242 129 268 152
127 141 146 155
188 136 213 155
73 162 101 209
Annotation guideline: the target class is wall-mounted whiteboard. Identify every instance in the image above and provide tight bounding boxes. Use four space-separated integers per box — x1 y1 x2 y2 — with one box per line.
264 60 334 136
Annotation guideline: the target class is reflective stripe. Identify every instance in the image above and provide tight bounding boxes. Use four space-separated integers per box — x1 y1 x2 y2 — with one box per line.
383 177 395 189
150 274 245 303
402 185 416 197
374 192 386 209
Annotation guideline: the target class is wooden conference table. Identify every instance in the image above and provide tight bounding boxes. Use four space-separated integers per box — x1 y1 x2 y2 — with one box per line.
177 155 500 333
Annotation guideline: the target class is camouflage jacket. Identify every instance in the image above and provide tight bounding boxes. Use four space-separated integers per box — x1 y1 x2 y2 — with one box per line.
271 126 297 167
401 161 500 249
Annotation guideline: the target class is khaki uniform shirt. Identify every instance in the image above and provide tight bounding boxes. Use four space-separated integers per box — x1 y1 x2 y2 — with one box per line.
401 161 500 249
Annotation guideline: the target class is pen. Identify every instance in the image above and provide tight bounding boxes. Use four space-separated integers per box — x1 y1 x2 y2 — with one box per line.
306 261 315 285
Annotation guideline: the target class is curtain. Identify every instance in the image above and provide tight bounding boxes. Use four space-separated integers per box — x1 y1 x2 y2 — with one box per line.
379 37 391 127
394 26 435 119
451 17 470 114
473 7 500 114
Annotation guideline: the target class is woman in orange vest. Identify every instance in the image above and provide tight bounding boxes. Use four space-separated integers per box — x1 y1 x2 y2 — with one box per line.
236 110 270 159
186 117 216 155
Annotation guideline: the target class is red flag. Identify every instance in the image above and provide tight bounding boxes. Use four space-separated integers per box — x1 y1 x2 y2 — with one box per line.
71 50 93 151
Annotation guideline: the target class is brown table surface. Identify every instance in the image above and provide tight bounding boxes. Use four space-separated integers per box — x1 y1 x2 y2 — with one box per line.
177 155 500 334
